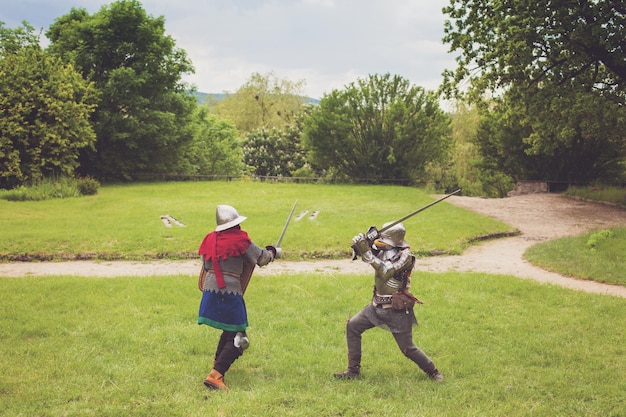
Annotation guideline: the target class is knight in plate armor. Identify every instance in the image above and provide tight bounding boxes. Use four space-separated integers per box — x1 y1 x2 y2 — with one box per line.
197 205 278 390
334 222 444 381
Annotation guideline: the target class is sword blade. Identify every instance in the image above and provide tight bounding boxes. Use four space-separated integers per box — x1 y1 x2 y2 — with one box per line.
276 199 298 247
378 189 461 234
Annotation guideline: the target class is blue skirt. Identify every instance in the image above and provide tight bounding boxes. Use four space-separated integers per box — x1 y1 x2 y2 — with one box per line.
198 290 248 332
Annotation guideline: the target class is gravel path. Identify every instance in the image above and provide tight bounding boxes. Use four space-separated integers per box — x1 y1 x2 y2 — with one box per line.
2 193 625 297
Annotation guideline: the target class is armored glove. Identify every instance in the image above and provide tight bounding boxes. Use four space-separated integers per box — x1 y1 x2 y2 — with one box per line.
265 245 281 260
352 234 368 254
352 234 374 263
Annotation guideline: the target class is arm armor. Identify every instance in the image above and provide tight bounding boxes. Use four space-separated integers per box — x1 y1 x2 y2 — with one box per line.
256 248 274 266
370 248 413 280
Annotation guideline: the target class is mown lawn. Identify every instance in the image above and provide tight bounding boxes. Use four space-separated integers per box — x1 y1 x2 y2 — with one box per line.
0 181 513 261
1 272 624 417
524 227 626 286
2 181 625 416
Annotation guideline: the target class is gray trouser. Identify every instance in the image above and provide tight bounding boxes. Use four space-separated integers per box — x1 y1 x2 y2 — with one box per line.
345 306 436 374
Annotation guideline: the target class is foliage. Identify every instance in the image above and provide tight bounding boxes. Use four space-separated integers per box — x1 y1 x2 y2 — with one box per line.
1 273 624 416
428 101 515 197
441 1 626 184
525 227 626 286
0 20 39 54
243 125 307 177
475 87 626 183
586 229 613 250
212 71 307 135
520 84 626 182
435 102 485 196
176 107 245 177
303 73 451 184
441 0 626 103
0 176 83 201
0 182 513 261
46 0 197 181
0 23 97 189
76 176 100 195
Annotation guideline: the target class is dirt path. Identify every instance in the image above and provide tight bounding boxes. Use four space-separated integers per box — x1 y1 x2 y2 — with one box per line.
2 194 625 298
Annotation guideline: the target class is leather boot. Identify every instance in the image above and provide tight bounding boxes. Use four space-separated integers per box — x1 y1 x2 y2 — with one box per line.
427 367 444 381
204 369 229 390
334 354 361 379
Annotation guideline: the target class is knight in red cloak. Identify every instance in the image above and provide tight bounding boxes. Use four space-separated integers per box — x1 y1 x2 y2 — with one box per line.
197 204 278 391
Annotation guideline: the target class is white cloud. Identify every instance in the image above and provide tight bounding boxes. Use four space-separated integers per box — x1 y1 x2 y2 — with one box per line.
0 0 455 99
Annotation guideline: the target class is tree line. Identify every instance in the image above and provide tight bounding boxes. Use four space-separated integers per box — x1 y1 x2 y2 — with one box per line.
1 0 624 196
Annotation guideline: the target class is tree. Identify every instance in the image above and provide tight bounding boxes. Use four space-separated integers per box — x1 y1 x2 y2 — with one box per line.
243 126 307 177
242 104 310 177
177 108 244 177
441 0 626 103
475 84 626 184
442 1 626 185
303 73 451 184
446 102 486 195
46 0 196 181
0 23 97 189
212 72 306 134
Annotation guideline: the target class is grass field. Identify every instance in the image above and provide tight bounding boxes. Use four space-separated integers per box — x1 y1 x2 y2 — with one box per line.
525 227 626 286
1 181 625 416
0 181 513 261
1 272 624 417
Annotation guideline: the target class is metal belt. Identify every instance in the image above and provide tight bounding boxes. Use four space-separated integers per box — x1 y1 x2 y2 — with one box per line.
373 294 393 305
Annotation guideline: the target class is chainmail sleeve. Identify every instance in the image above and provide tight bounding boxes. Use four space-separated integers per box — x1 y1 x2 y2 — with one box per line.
244 242 273 266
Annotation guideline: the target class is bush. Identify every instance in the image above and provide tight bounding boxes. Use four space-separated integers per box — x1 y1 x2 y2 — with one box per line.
77 177 100 195
586 229 613 250
0 176 90 201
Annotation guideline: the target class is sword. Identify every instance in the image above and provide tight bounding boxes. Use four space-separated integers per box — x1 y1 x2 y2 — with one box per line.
352 189 461 259
276 199 298 248
242 199 298 294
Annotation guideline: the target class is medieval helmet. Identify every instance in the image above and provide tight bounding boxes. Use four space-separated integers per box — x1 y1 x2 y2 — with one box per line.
375 222 409 248
215 205 247 231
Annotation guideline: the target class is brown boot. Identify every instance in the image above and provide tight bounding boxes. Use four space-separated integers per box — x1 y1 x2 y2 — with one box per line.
334 354 361 379
204 369 229 390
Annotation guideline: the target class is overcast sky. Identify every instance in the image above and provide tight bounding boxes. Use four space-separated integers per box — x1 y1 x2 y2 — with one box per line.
1 0 456 99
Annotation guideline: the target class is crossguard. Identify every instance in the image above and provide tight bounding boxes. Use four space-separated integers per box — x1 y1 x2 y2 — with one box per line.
351 226 378 260
365 226 379 241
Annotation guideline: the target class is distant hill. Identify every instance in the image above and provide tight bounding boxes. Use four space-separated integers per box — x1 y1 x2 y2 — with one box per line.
193 91 319 105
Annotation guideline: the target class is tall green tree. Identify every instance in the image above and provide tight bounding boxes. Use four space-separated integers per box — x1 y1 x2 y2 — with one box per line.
46 0 196 181
243 127 307 177
177 108 244 177
441 0 626 103
212 72 306 134
442 0 626 184
303 73 450 184
242 104 311 177
476 85 626 184
0 23 97 189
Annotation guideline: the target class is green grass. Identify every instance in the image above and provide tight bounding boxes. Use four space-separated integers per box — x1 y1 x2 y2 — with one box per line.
2 181 625 416
524 227 626 286
1 272 624 417
564 185 626 207
0 181 513 261
0 177 82 201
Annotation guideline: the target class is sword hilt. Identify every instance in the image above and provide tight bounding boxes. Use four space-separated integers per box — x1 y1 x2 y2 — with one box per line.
351 226 379 260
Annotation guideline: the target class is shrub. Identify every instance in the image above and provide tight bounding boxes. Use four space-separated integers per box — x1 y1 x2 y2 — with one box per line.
0 176 83 201
586 229 613 250
77 176 100 195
